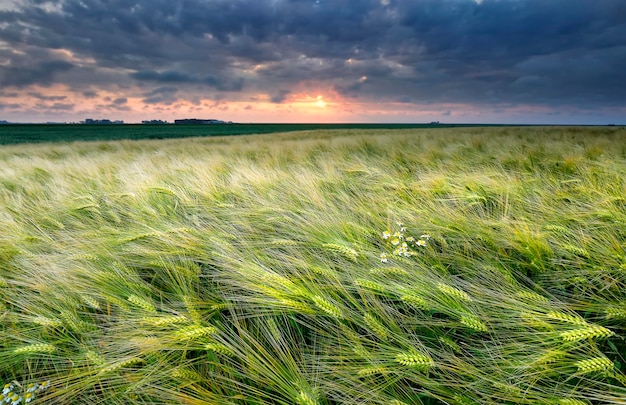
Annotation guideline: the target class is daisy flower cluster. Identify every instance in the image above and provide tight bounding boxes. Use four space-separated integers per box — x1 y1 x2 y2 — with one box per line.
0 381 50 404
380 221 430 263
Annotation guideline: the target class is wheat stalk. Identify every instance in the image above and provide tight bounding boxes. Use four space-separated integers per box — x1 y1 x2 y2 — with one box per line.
400 294 429 310
575 357 614 374
546 311 588 326
559 325 613 342
141 315 190 326
204 343 235 357
364 313 389 340
355 278 387 294
357 366 388 377
459 314 488 332
437 283 472 302
394 351 434 371
127 294 156 312
99 357 144 374
295 390 319 405
174 324 218 340
322 243 358 261
311 295 342 318
14 344 56 354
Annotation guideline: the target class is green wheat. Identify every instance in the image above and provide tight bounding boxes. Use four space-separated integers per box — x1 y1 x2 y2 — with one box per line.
1 127 625 404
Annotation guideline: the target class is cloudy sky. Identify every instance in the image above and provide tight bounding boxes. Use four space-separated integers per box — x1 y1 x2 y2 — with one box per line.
0 0 624 124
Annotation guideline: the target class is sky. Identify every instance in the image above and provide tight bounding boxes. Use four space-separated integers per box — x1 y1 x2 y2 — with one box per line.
0 0 625 124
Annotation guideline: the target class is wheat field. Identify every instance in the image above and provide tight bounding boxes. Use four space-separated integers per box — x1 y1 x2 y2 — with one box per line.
1 126 625 404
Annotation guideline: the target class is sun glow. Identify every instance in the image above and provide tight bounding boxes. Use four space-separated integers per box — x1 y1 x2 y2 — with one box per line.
315 95 326 108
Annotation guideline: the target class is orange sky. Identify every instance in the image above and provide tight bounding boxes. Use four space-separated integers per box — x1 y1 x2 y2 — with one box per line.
1 1 625 125
2 84 477 123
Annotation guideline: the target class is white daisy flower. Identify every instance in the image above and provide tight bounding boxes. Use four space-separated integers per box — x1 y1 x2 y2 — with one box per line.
2 384 13 396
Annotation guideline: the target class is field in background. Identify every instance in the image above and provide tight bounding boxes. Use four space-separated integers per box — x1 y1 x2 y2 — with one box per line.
0 123 469 145
1 126 625 404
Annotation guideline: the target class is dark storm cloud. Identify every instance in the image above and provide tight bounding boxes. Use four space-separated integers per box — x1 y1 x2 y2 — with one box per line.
142 86 179 105
0 0 625 109
0 102 22 109
0 91 19 98
34 102 74 111
131 70 245 91
97 97 131 111
28 92 68 101
131 70 197 83
0 60 75 87
48 102 75 110
271 90 291 104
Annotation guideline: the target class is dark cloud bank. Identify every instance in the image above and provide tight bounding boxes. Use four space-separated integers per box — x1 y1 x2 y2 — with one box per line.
0 0 625 121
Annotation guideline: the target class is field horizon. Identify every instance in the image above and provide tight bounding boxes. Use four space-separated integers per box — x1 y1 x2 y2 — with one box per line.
1 126 625 404
2 123 623 146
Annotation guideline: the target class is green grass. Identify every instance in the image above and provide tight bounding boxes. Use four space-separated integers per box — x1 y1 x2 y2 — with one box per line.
1 126 625 404
0 123 465 145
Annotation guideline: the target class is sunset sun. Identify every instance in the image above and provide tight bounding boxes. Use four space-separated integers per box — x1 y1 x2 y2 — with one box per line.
315 96 326 108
